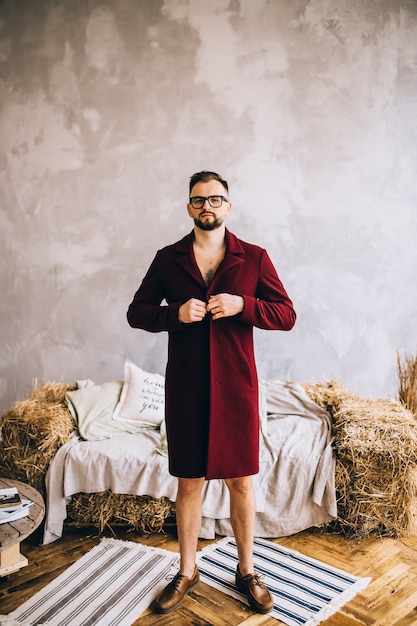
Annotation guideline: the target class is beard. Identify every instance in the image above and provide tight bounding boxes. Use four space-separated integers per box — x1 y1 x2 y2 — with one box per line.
193 212 224 231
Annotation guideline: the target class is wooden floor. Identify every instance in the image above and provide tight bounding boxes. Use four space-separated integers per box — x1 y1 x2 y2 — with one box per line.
1 524 417 625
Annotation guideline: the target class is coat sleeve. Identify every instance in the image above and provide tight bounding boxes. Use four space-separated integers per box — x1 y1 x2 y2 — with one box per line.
126 252 185 333
238 249 296 331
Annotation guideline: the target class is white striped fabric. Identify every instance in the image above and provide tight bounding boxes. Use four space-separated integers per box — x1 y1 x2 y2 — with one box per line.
197 537 371 626
9 538 178 626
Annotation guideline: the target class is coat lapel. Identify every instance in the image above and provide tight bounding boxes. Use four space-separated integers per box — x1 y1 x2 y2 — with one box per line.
173 229 245 287
173 232 203 285
213 228 245 280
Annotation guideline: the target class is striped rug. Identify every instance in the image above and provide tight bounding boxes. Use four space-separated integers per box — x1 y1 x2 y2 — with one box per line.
9 538 178 626
197 537 371 626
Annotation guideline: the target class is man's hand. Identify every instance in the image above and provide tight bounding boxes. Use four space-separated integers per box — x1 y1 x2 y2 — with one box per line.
178 298 207 323
207 294 244 320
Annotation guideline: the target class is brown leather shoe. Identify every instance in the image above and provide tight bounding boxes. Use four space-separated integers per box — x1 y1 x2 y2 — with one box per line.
236 565 274 613
153 565 200 613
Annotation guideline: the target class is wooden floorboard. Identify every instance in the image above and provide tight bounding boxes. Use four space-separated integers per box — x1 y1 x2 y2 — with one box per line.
1 525 417 624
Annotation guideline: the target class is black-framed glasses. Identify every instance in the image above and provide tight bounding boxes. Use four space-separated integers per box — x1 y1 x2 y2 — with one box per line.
189 195 229 209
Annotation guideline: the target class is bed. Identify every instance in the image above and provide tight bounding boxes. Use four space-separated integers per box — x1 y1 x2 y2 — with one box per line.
1 362 416 543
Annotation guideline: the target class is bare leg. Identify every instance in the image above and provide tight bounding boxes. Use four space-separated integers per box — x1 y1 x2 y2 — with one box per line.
225 476 255 575
176 476 205 577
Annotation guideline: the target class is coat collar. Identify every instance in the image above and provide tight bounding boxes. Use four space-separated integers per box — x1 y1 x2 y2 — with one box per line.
173 228 244 254
173 228 245 285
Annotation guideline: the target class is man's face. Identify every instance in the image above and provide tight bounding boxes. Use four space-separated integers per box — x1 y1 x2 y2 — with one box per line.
187 179 232 231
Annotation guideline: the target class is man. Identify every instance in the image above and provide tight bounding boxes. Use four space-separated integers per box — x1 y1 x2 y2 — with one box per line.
127 171 296 614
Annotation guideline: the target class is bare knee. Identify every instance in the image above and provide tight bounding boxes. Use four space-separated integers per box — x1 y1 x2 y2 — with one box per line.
177 477 205 499
225 476 253 497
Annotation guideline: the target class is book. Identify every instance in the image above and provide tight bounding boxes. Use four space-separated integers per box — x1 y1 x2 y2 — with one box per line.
0 499 33 524
0 487 22 509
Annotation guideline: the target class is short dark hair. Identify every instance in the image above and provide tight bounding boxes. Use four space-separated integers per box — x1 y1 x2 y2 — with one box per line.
189 171 229 195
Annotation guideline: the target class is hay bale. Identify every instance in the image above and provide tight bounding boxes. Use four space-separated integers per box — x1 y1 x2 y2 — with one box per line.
0 381 76 493
301 379 351 415
304 382 417 538
67 492 174 533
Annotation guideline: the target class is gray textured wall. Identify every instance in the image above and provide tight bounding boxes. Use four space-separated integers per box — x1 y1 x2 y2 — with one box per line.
1 0 416 414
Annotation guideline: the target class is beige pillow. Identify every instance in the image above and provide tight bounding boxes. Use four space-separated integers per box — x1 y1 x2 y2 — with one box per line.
113 362 165 426
66 381 151 440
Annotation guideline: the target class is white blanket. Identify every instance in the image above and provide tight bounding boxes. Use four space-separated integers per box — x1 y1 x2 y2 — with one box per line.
43 380 336 544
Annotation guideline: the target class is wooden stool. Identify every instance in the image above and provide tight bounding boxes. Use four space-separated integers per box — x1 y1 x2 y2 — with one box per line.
0 477 45 577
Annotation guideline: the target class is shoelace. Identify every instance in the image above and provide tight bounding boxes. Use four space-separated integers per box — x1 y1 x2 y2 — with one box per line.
243 572 266 587
166 572 188 590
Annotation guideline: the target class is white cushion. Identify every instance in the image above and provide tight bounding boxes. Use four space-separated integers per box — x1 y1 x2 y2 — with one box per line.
113 362 165 426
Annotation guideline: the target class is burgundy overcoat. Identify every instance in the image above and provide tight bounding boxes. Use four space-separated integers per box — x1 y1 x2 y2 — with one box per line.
127 229 296 480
